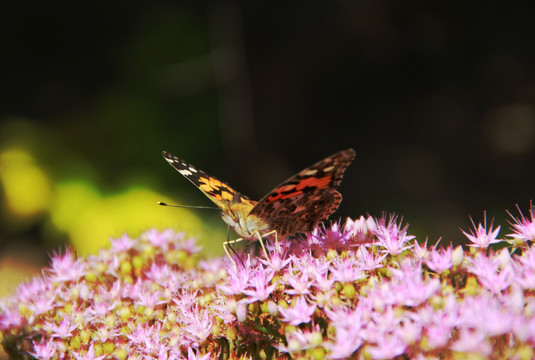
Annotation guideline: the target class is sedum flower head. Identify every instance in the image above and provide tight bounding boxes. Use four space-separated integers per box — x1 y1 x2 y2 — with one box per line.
507 201 535 244
461 213 502 249
2 204 535 360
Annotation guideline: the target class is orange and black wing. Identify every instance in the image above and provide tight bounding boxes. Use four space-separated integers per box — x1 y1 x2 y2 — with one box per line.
162 151 254 209
249 149 355 235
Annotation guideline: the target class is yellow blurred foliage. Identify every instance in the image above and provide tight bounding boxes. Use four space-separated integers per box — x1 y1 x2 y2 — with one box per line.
0 149 52 217
0 147 226 255
50 181 212 254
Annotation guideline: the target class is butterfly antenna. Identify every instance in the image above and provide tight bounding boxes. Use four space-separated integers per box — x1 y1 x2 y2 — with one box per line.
158 202 220 210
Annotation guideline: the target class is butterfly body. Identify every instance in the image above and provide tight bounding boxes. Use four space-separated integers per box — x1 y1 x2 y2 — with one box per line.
219 202 271 238
162 149 355 240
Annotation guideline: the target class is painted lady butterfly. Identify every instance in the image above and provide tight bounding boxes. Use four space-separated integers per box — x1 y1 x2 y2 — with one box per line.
162 149 355 259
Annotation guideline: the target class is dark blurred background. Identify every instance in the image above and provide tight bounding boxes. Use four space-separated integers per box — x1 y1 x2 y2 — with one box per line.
1 1 535 296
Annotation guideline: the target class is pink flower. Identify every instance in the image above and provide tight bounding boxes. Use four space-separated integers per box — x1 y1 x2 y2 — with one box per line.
278 296 317 325
468 254 513 294
277 324 322 353
355 246 386 271
45 317 78 338
425 246 453 273
417 295 458 347
412 238 429 260
324 306 365 358
284 270 313 296
29 339 57 360
366 333 407 360
184 308 214 344
179 236 203 254
324 326 363 359
72 343 107 360
458 296 513 336
85 298 118 320
326 305 366 332
126 323 164 351
144 228 178 251
217 259 252 295
47 250 86 282
26 294 56 318
242 268 276 303
513 247 535 289
312 268 335 293
172 289 199 310
461 215 502 248
291 252 330 278
375 216 415 255
344 215 377 244
507 202 535 243
0 304 23 329
145 262 174 284
3 210 535 360
450 329 491 356
330 256 365 283
110 233 135 253
93 322 121 342
15 276 50 303
260 244 291 271
387 259 440 306
308 222 350 251
426 321 453 348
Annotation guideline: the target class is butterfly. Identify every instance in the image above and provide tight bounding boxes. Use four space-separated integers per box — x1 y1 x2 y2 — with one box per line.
162 149 355 261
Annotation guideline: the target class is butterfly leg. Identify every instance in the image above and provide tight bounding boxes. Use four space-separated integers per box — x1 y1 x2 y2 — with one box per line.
253 229 278 264
223 237 250 270
273 230 280 252
223 226 239 270
223 241 238 270
223 230 277 268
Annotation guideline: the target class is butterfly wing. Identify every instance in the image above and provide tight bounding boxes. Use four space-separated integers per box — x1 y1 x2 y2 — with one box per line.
162 151 255 210
249 148 356 235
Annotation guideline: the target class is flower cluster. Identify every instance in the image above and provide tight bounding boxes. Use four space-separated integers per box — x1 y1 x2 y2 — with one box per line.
2 203 535 359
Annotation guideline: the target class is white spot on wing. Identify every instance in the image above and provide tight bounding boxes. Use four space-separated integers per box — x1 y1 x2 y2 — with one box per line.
179 169 193 176
302 169 318 176
323 165 334 172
